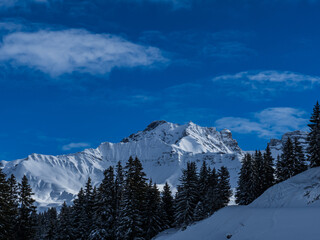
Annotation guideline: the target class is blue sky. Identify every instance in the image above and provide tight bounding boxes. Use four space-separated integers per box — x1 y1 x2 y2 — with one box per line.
0 0 319 160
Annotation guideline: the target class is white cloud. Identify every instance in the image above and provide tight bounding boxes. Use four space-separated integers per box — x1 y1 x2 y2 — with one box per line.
62 142 90 151
0 0 47 8
215 107 308 138
0 29 168 76
212 70 320 99
213 70 320 87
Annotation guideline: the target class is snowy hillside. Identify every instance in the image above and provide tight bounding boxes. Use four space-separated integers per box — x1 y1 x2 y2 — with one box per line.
1 121 243 211
156 167 320 240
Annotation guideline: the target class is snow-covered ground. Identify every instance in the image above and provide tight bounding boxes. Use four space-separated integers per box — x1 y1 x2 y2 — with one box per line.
155 167 320 240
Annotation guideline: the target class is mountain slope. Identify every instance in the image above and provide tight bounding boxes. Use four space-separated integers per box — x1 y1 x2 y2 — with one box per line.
156 167 320 240
1 121 243 210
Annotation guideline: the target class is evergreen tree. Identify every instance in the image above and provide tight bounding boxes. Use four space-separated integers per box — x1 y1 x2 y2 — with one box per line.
293 137 307 175
144 181 164 240
276 138 295 182
7 174 19 240
117 157 148 240
44 207 58 240
17 175 37 240
0 168 10 239
161 182 175 228
262 145 275 191
72 188 87 240
114 160 124 235
236 154 257 205
174 162 198 228
207 167 219 214
253 150 265 198
308 101 320 167
195 161 210 220
216 166 232 209
57 202 73 240
90 166 116 240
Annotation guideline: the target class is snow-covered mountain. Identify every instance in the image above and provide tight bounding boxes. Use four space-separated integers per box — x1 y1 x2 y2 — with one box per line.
156 167 320 240
1 121 244 211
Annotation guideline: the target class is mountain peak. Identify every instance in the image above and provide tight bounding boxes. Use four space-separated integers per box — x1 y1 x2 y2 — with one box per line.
143 120 168 132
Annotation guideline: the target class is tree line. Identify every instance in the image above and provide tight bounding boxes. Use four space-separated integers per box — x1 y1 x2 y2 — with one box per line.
236 101 320 205
0 157 232 240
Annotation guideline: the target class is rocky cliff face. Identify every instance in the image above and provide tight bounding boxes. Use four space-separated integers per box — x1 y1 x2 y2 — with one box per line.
268 130 308 158
1 121 244 211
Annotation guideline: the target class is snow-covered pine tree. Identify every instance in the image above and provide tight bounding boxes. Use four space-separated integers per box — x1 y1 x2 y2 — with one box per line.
276 138 295 182
308 101 320 167
17 175 37 240
262 145 275 192
161 182 175 228
216 166 232 209
174 162 199 228
293 137 307 175
144 181 164 240
90 166 116 240
57 202 73 240
117 156 148 240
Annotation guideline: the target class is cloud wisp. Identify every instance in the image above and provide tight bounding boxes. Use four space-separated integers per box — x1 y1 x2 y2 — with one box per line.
212 70 320 99
62 142 90 151
215 107 308 138
0 28 168 76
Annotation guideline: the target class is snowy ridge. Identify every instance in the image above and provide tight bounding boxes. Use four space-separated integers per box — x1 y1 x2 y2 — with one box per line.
156 167 320 240
1 121 243 210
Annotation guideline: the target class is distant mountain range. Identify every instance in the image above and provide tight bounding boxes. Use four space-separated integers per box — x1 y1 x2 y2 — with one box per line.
0 120 308 211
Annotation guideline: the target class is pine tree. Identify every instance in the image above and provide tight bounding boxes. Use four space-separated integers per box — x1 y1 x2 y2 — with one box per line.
308 101 320 167
262 145 275 191
276 138 295 182
161 182 175 228
90 166 116 240
72 188 87 240
144 181 164 240
195 161 210 220
253 150 265 198
7 174 19 240
236 154 257 205
57 202 73 240
0 168 10 239
114 160 124 236
117 156 148 240
216 166 232 209
293 137 307 175
17 175 37 240
44 207 58 240
174 162 199 228
207 167 219 213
